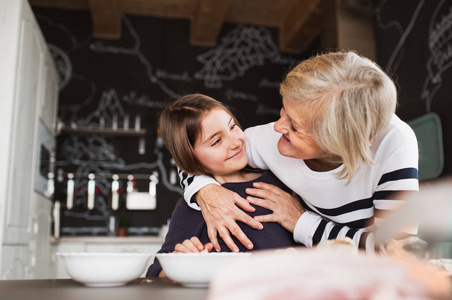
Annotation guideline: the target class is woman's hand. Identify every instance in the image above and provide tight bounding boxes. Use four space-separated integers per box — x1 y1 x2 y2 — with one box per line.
196 184 263 253
246 182 305 232
173 237 214 253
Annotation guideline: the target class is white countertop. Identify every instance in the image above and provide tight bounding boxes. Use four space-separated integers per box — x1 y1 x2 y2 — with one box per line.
51 236 165 244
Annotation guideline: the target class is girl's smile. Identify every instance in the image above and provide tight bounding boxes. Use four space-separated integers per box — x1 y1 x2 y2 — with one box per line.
193 108 249 183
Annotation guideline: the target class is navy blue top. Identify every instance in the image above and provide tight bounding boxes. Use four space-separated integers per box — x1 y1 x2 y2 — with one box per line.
146 170 298 277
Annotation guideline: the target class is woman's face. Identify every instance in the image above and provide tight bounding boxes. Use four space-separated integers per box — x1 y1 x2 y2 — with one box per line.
274 97 328 160
194 109 248 176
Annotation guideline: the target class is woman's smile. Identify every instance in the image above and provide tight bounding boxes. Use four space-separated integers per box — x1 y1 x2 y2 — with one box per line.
281 134 291 143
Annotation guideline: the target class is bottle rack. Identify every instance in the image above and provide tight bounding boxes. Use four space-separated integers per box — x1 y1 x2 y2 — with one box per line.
62 172 159 211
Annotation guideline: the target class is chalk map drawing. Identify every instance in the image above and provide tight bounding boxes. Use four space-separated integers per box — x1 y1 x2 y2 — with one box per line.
35 11 288 234
194 25 280 88
421 0 452 112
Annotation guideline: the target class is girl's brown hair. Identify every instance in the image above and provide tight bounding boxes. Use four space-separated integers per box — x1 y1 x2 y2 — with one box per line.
159 94 240 175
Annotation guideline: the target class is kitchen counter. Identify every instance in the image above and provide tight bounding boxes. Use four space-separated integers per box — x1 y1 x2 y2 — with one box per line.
0 278 208 300
51 236 165 244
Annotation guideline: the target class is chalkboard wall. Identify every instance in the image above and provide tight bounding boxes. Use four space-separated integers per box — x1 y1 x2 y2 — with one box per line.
372 0 451 178
32 7 322 236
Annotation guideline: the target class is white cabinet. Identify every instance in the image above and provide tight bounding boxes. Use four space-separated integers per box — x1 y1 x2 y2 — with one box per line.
2 196 55 280
2 0 41 245
1 246 30 280
52 237 164 278
39 53 59 136
0 0 58 279
29 195 55 279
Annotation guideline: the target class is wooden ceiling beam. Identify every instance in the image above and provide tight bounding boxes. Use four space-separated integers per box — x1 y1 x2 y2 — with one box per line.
30 0 338 53
190 0 230 47
280 0 322 53
280 0 338 54
29 0 89 10
321 0 338 50
88 0 122 39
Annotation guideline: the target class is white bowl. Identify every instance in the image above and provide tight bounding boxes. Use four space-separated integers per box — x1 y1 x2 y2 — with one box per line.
56 252 154 287
156 252 250 287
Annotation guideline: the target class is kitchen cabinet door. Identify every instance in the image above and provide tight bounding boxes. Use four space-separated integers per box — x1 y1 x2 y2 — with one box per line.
29 195 54 279
3 2 42 244
1 246 29 280
0 0 59 280
39 52 59 135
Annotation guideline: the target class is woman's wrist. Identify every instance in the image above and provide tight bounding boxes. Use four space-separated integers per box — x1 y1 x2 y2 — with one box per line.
197 183 223 206
288 210 304 233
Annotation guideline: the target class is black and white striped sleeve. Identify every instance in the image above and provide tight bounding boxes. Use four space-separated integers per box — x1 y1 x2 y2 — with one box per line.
293 167 419 254
178 168 219 210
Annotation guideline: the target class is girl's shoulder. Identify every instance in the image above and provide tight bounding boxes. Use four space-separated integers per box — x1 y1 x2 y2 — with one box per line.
222 170 290 193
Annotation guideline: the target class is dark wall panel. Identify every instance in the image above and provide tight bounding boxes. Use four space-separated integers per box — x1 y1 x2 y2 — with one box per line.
372 0 451 178
32 7 322 236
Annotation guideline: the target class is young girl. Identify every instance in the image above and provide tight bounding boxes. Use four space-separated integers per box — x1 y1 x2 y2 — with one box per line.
146 94 299 277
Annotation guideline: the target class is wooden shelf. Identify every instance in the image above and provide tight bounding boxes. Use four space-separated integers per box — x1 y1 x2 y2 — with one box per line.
59 127 147 137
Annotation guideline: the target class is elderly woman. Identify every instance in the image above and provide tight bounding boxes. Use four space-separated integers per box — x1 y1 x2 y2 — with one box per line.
180 51 419 254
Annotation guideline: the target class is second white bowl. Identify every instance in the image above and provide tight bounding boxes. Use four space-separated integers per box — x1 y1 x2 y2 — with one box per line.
156 252 250 287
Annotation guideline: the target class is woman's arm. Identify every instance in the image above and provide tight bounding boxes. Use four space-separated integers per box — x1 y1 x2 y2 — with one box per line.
246 167 419 253
179 170 263 252
180 171 218 210
246 181 378 252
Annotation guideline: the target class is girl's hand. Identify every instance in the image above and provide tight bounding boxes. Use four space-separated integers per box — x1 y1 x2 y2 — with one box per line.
246 182 305 232
173 237 214 253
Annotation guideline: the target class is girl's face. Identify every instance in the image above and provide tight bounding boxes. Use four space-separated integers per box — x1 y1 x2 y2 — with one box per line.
273 96 328 160
194 109 248 178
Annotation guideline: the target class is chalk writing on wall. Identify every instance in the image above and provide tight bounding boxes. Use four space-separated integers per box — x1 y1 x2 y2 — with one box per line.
373 0 425 75
421 0 452 111
372 0 452 177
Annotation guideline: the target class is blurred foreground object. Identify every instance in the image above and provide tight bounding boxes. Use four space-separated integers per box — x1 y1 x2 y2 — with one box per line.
208 247 451 300
374 178 452 245
385 238 452 299
316 237 358 254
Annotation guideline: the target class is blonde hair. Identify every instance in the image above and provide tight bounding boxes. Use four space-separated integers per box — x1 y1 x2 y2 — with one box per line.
159 94 240 176
280 51 397 182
